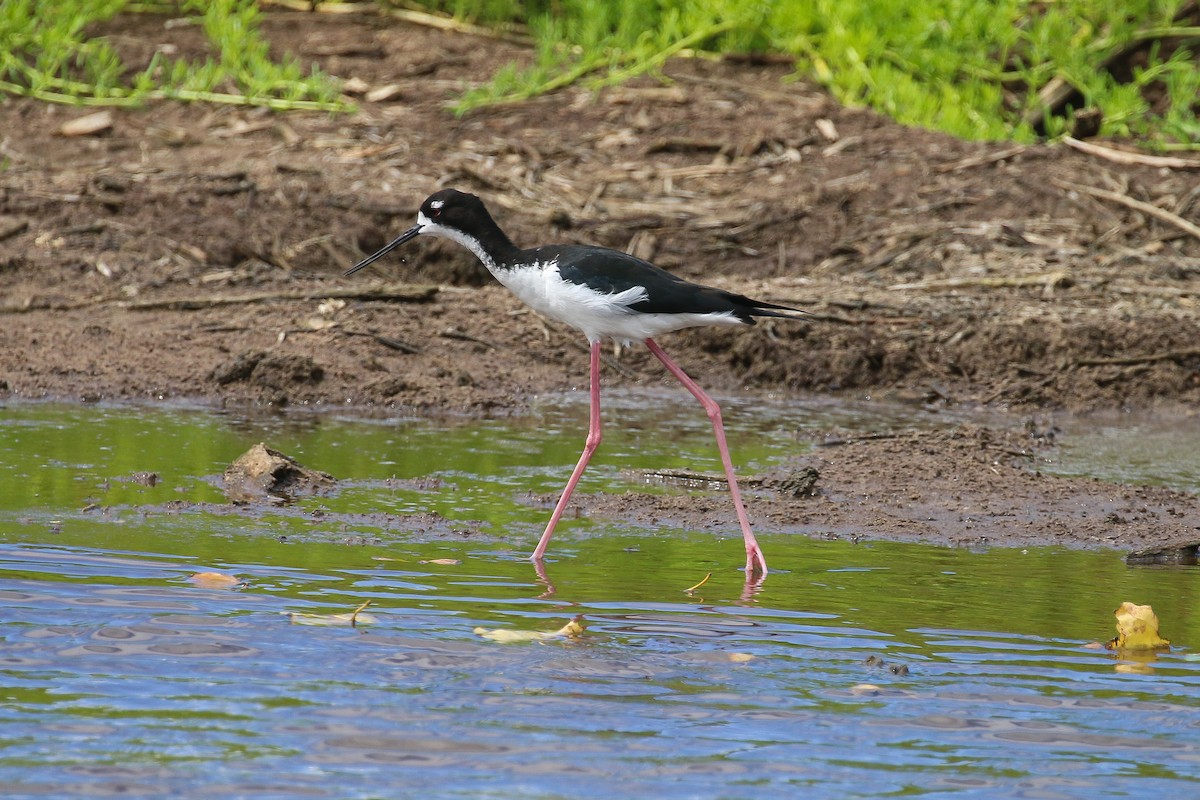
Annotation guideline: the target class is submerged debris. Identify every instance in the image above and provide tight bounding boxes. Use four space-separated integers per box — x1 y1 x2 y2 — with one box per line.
862 654 911 676
120 470 160 487
1126 541 1200 566
222 442 334 504
188 571 244 589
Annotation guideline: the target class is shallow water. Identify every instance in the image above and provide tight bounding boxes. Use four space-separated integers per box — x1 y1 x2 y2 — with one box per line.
1044 408 1200 494
1 399 1198 798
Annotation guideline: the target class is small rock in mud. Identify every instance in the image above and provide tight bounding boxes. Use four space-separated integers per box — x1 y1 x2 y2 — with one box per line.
370 376 414 397
222 443 334 504
776 466 821 497
250 354 324 389
210 351 266 385
209 351 324 389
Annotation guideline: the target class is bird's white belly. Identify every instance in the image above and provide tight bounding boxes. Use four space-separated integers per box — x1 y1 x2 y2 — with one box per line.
495 262 741 343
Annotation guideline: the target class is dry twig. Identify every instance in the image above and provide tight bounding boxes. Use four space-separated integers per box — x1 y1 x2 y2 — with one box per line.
1053 180 1200 243
1062 136 1200 169
384 7 531 45
350 599 372 628
2 284 437 314
889 272 1070 291
1075 349 1200 367
935 146 1027 173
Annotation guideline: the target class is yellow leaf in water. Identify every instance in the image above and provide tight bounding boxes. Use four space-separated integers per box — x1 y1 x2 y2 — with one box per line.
422 558 462 566
727 652 755 663
474 617 584 643
188 572 242 589
472 627 542 643
1107 602 1170 651
1115 662 1155 675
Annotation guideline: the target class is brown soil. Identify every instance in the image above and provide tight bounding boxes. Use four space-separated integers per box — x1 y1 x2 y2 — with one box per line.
2 10 1198 557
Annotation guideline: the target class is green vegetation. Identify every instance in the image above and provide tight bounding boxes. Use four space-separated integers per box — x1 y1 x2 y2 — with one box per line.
0 0 347 111
0 1 1195 145
429 0 1199 147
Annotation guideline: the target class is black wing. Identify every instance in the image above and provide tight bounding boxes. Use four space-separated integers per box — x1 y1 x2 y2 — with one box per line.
540 245 800 323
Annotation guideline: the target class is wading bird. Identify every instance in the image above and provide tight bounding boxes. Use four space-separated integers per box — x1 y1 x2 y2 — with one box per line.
346 188 803 576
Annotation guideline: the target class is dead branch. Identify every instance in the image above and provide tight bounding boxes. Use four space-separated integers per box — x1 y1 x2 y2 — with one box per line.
123 284 437 311
816 432 912 447
641 468 756 487
935 146 1028 173
1053 180 1200 243
889 271 1070 291
1106 283 1200 298
1074 349 1200 367
342 330 421 354
0 217 28 242
1 283 437 314
1062 136 1200 170
383 7 531 45
439 327 497 350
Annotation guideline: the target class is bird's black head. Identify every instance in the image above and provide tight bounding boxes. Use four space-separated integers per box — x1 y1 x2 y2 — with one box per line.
345 187 505 276
418 188 490 234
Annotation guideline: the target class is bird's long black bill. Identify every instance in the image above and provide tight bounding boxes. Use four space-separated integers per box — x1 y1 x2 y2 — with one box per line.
344 224 423 276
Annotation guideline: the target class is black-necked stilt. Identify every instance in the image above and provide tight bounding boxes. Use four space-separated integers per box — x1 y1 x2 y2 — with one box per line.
346 188 803 577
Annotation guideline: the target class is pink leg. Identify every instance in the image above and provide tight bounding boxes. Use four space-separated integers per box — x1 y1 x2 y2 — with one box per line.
644 338 767 576
531 340 603 562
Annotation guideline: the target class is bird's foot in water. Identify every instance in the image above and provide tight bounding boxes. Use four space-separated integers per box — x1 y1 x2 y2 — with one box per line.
745 547 768 579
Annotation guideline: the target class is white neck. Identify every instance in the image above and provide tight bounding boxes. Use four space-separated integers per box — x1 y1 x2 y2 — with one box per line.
418 211 498 272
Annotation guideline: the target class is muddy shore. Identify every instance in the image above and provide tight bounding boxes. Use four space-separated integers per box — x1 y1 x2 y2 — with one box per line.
2 10 1198 557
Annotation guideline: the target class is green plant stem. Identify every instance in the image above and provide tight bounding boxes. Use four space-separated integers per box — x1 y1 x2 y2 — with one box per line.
588 19 739 89
0 77 352 111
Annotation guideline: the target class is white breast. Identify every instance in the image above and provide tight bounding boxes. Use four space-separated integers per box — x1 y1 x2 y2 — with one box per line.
497 261 742 344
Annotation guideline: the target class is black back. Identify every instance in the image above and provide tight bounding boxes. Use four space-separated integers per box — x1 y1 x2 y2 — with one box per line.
536 245 794 323
424 189 800 323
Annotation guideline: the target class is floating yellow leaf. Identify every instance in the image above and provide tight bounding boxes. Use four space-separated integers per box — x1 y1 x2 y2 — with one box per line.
188 572 242 589
474 617 584 643
727 652 755 663
422 558 462 566
1106 602 1170 651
